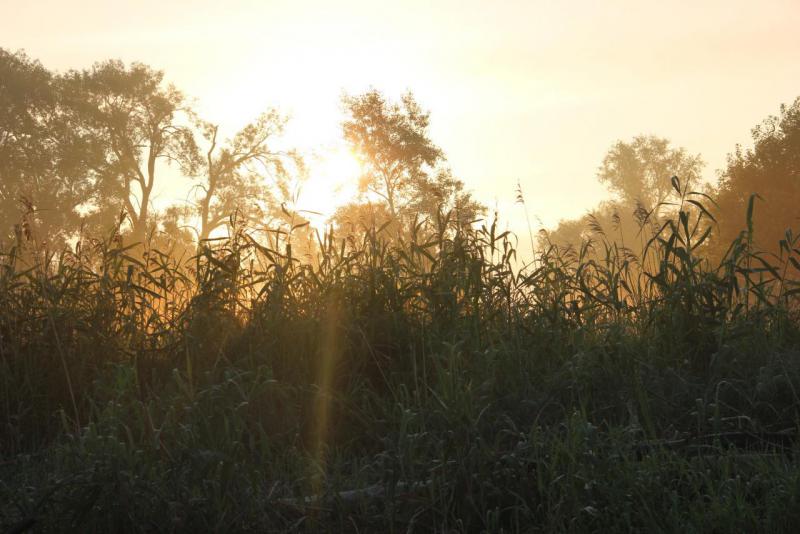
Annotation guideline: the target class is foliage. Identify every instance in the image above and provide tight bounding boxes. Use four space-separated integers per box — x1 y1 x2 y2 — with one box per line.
193 110 304 241
342 89 444 218
2 186 800 532
545 136 706 262
60 60 201 242
714 97 800 257
0 49 98 247
598 135 704 212
337 90 484 241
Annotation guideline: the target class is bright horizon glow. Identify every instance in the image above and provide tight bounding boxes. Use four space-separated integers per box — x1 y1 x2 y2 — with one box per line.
3 0 800 257
294 146 362 229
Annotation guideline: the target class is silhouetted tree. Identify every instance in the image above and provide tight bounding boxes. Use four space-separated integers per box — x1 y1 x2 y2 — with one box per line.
546 136 703 257
0 48 97 246
407 167 484 226
599 135 703 216
339 89 483 236
342 89 444 219
194 110 301 242
713 97 800 256
62 60 200 242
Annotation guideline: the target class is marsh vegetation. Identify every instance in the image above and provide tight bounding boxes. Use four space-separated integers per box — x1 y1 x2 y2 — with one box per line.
2 49 800 532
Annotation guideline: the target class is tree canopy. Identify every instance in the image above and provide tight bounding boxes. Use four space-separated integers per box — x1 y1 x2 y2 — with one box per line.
0 49 308 252
61 60 200 242
5 46 798 271
0 49 97 246
713 97 800 256
193 110 301 242
338 89 483 235
545 136 704 257
342 89 443 218
598 135 704 213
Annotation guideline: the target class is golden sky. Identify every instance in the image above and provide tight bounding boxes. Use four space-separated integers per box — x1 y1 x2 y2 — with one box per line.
3 0 800 249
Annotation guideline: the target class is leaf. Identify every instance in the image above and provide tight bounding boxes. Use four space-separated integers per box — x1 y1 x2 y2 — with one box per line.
746 193 762 238
671 175 681 194
131 284 161 299
750 254 780 278
693 225 714 248
686 199 717 223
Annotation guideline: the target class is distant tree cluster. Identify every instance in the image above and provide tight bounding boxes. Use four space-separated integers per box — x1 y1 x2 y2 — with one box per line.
541 98 800 266
1 48 95 245
541 135 705 260
0 49 305 251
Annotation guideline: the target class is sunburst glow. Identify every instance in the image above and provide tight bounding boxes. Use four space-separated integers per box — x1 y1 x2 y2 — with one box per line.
294 146 362 229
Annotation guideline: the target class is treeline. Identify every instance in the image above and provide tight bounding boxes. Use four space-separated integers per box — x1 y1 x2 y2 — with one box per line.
0 48 481 258
2 47 799 268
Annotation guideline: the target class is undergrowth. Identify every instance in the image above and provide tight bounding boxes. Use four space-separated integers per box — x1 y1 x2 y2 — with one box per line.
2 180 800 532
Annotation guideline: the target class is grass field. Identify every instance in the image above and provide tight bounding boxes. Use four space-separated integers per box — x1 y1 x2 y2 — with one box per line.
3 187 800 532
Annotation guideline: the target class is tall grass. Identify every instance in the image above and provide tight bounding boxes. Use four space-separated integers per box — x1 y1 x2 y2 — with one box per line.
2 180 800 532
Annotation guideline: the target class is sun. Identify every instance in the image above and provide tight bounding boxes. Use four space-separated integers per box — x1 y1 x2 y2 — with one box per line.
294 146 362 229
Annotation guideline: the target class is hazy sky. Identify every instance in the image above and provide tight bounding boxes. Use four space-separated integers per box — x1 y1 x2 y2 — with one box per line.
3 0 800 247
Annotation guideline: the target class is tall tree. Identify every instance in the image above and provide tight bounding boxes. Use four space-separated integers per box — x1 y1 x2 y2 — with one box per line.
339 89 483 236
0 48 97 246
545 136 704 256
599 135 703 215
714 97 800 256
342 89 444 219
62 60 200 242
194 110 300 242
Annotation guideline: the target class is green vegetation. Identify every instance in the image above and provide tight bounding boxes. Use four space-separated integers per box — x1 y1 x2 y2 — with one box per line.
4 48 800 532
2 179 800 532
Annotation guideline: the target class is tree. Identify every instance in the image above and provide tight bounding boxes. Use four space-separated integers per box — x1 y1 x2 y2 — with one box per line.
541 214 590 254
62 60 200 242
599 135 704 215
339 89 483 236
406 167 484 226
194 110 300 242
545 136 704 257
342 89 444 219
714 97 800 256
0 48 97 246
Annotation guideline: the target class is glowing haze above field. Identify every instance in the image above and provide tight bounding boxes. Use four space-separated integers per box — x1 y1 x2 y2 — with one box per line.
3 0 800 250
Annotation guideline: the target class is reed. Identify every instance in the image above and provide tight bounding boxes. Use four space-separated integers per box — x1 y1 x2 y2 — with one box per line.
2 184 800 532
